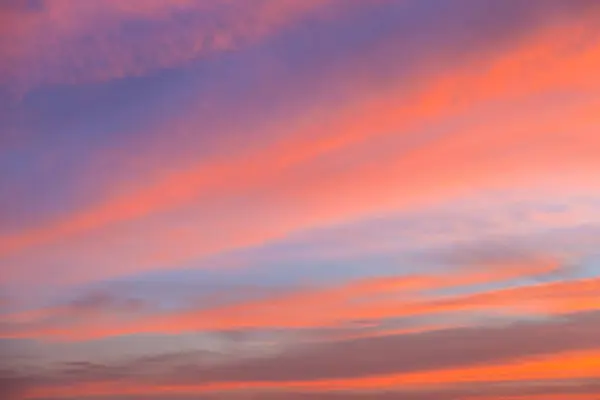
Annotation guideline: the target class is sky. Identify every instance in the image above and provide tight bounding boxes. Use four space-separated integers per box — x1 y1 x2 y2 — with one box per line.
1 0 600 399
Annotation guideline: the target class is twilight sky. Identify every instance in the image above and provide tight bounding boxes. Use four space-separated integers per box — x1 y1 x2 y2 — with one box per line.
1 1 600 399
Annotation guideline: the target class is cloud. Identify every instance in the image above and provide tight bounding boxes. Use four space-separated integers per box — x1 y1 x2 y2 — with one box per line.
14 311 600 398
1 255 595 341
24 383 600 400
0 0 337 93
0 0 45 13
22 351 600 397
0 290 150 340
147 311 600 383
0 375 30 400
3 21 600 287
2 2 600 399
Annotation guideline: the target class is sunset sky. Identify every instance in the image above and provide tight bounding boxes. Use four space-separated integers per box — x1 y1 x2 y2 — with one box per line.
1 1 600 399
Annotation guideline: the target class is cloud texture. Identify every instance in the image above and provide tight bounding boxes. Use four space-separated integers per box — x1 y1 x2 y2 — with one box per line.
1 1 600 399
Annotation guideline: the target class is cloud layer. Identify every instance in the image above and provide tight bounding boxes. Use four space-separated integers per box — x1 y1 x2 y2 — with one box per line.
1 1 600 399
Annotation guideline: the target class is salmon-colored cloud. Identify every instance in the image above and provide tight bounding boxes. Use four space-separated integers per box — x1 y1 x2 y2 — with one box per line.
2 9 600 289
3 3 600 400
0 0 337 93
2 257 590 341
467 395 600 400
22 349 600 399
123 276 599 338
5 309 599 399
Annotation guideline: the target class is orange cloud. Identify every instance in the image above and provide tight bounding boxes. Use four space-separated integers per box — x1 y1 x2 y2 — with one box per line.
23 349 600 399
2 7 600 291
467 396 600 400
4 4 600 400
3 258 590 341
91 276 598 338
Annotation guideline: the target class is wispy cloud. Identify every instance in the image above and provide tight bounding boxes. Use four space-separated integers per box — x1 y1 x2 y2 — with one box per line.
0 0 338 93
1 1 600 399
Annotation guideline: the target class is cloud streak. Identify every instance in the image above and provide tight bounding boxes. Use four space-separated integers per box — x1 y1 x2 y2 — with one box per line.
1 2 600 399
0 0 338 93
1 258 592 340
3 12 600 286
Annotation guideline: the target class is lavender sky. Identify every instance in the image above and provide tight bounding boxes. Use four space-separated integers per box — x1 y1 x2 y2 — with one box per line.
1 1 600 399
